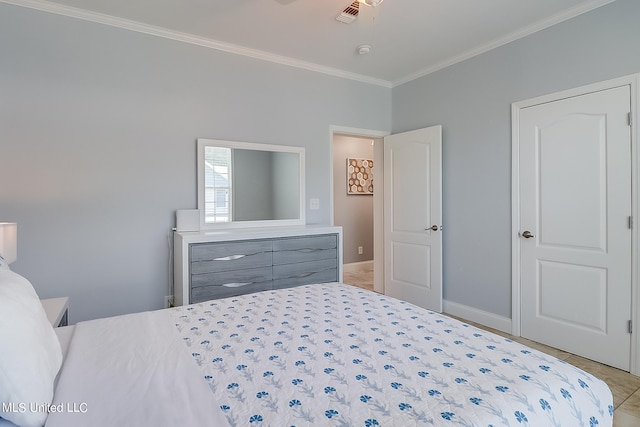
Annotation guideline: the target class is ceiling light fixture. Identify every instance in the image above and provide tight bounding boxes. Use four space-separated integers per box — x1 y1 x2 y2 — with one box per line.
359 0 383 7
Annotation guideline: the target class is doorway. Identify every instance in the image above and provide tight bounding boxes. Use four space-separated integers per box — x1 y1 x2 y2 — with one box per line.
332 133 378 292
330 125 443 312
331 127 387 294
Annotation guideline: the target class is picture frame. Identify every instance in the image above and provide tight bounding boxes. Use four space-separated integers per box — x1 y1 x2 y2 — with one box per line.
347 157 374 195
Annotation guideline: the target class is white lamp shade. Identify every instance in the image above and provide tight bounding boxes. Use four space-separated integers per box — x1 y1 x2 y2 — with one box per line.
0 222 17 264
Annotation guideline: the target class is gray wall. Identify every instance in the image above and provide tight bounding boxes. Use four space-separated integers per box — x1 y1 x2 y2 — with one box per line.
0 3 391 322
333 134 374 264
392 0 640 318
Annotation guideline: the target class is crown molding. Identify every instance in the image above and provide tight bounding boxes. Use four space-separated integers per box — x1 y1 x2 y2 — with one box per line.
392 0 618 87
2 0 617 89
1 0 393 88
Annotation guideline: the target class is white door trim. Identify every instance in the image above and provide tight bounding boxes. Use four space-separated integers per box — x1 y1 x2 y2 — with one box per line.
511 74 640 375
330 125 390 295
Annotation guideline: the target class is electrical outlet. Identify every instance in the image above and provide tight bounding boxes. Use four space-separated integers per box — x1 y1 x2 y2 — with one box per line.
358 246 363 255
310 198 320 210
164 295 174 308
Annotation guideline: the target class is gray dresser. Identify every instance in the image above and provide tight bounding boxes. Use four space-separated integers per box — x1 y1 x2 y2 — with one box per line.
174 226 342 305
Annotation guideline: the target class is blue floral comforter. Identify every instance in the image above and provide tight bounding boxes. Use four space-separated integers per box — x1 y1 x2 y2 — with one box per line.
171 283 613 426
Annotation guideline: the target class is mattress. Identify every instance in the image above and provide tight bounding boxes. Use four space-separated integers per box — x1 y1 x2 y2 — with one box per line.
44 283 613 426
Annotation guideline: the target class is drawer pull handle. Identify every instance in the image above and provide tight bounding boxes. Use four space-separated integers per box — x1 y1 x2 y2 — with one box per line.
288 267 335 279
222 282 252 288
294 272 315 278
214 254 247 261
295 248 323 253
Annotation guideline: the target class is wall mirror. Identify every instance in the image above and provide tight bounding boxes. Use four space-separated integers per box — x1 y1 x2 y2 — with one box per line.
197 138 305 229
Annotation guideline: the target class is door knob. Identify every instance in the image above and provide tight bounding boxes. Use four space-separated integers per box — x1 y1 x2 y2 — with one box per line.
426 225 439 231
521 230 535 239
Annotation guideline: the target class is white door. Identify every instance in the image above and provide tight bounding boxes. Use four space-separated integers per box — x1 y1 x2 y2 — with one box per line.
519 85 632 370
384 126 442 312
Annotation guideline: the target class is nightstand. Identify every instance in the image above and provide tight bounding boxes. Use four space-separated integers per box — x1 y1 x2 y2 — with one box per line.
41 297 69 327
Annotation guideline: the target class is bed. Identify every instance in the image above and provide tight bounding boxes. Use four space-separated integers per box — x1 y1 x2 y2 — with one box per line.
1 266 614 426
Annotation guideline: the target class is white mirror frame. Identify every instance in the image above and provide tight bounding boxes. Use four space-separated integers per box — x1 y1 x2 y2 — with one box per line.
197 138 305 229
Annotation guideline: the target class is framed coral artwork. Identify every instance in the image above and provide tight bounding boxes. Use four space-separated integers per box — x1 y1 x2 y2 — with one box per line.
347 158 373 195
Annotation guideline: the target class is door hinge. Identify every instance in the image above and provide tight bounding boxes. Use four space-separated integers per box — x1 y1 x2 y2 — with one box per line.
629 320 633 334
629 112 633 127
629 216 634 229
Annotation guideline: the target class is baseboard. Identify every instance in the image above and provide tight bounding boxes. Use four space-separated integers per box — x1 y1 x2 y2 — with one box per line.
443 299 512 334
343 260 374 274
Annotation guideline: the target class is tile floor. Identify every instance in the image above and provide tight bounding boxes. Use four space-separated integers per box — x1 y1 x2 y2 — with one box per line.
342 267 640 426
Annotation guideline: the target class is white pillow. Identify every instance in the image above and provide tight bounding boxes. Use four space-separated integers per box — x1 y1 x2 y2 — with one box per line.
0 269 63 427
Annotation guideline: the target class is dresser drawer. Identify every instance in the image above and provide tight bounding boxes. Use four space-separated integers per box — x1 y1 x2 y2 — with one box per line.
191 281 273 304
191 240 272 273
190 265 273 303
272 258 338 289
191 265 272 288
272 234 338 265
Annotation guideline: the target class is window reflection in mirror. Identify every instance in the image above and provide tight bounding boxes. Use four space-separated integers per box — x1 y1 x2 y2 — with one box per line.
203 146 232 223
197 139 305 229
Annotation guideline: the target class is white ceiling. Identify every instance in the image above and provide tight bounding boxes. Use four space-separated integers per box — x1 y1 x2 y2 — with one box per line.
5 0 617 86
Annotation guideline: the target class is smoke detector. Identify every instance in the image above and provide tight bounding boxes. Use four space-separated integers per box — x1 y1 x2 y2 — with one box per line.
357 44 372 55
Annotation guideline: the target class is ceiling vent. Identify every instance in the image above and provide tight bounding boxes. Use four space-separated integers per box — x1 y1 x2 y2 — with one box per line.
336 1 359 24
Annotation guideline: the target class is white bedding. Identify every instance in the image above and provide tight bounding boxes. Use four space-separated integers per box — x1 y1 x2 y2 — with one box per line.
44 311 227 427
0 327 73 427
41 283 612 426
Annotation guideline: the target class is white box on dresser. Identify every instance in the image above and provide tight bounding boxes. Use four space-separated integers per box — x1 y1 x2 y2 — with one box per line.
173 225 343 306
